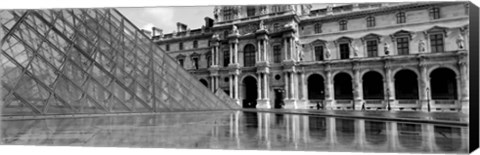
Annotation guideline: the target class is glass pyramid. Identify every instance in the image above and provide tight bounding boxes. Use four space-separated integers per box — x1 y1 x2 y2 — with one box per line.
0 9 239 116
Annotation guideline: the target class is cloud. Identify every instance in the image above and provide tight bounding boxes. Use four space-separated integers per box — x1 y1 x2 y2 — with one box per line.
118 7 176 33
141 8 175 31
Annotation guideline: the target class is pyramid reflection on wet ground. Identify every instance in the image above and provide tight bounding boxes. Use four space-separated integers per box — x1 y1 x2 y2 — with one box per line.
0 9 240 117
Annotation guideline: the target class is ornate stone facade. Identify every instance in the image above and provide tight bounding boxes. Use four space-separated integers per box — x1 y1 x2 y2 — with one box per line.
152 2 470 113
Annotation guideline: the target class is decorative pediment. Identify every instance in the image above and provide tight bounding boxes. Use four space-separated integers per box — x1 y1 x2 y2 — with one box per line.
335 36 353 44
176 54 186 60
391 30 413 40
424 26 448 37
361 33 381 41
309 39 327 46
190 52 201 59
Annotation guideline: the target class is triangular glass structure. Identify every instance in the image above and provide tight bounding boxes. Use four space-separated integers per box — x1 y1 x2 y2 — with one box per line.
1 9 239 116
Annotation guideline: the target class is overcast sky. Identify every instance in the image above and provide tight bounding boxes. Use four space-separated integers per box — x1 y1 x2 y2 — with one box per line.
118 6 214 34
117 4 328 34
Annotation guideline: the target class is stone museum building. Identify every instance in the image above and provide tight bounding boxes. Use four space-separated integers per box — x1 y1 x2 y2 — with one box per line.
149 2 470 112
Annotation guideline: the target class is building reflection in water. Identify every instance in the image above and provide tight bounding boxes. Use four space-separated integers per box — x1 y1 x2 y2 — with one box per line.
0 111 468 153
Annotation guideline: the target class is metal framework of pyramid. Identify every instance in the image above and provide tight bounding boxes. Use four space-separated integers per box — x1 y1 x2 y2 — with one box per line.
0 9 239 116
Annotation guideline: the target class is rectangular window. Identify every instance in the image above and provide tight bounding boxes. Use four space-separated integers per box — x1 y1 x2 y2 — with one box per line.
223 50 229 67
430 7 441 19
314 23 322 34
396 37 409 55
273 45 281 63
179 42 184 50
430 34 444 53
247 6 256 17
314 46 324 61
223 7 234 21
165 44 170 51
366 40 378 57
396 12 406 24
339 20 347 31
366 16 375 27
193 40 198 48
339 43 350 59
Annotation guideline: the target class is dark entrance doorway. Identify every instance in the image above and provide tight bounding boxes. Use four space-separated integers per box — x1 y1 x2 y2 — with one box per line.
363 71 384 99
274 89 284 109
334 73 353 99
308 74 325 100
430 68 457 100
394 70 419 99
242 76 257 108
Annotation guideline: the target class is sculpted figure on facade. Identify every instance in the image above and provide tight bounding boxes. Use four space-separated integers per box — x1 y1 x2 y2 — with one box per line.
259 20 265 30
384 42 390 55
326 5 333 15
213 7 219 21
352 43 360 57
457 33 465 49
232 25 239 35
325 45 331 59
419 39 426 53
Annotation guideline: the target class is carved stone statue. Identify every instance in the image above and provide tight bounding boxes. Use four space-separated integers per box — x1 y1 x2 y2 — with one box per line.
457 34 465 49
213 7 219 21
299 50 304 61
232 25 239 35
325 46 331 59
419 39 426 53
352 44 359 57
384 42 390 55
326 5 333 15
259 20 265 30
212 33 220 40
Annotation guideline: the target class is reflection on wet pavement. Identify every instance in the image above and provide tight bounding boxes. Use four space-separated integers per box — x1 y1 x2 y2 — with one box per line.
0 111 468 153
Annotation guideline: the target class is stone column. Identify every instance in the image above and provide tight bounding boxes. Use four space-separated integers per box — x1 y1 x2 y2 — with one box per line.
301 72 307 100
264 39 268 62
257 40 261 62
210 77 215 92
234 41 238 64
290 38 295 61
234 75 239 101
257 73 262 100
229 44 233 65
325 70 334 110
385 66 395 110
284 72 290 99
290 72 296 101
264 74 269 100
459 59 469 113
215 46 219 65
229 75 234 98
284 38 289 61
419 63 430 111
353 68 363 110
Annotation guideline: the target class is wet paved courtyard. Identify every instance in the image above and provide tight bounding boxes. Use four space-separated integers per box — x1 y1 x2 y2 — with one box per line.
0 111 469 154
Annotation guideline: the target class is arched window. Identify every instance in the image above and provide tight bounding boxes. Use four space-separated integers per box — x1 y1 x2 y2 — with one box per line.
244 44 256 67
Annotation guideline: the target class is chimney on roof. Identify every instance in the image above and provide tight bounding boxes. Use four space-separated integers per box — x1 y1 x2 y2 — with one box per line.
152 27 163 37
177 22 188 32
204 17 214 28
140 29 152 38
